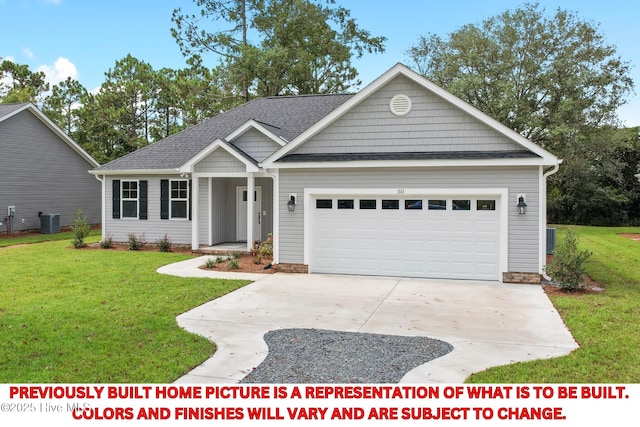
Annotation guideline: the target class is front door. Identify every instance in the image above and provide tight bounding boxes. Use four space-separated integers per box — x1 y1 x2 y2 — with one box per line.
236 186 262 242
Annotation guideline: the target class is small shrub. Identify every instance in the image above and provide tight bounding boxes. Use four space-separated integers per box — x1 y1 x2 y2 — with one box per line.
259 233 273 257
215 255 224 264
231 251 241 259
155 234 172 252
204 258 216 268
100 235 113 249
227 259 239 270
545 229 592 290
128 233 145 251
71 209 91 249
251 234 273 264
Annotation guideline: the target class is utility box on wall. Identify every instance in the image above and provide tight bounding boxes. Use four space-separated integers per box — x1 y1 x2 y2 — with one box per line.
40 214 60 234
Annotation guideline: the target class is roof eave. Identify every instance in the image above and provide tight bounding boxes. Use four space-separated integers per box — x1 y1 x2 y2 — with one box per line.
264 157 558 169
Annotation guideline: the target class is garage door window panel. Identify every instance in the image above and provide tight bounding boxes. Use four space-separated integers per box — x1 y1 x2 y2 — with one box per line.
382 199 400 210
477 200 496 211
405 200 423 210
359 199 377 210
338 199 354 209
428 200 447 210
316 199 333 209
452 200 471 210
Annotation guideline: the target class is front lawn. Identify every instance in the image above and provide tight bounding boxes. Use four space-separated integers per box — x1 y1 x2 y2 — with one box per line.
2 226 639 383
0 235 249 383
469 225 640 383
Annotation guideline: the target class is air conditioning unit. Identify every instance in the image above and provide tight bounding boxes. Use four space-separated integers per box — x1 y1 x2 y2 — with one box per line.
40 214 60 234
546 227 556 255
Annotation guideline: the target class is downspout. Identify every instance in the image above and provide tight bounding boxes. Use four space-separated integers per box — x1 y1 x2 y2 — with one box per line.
541 162 561 281
93 174 106 242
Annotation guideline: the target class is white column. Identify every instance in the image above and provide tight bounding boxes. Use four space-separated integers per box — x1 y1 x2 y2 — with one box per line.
191 176 199 251
208 177 213 246
246 173 255 252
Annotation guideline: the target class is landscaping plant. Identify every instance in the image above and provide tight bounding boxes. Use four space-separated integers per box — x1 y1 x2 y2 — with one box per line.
70 209 91 248
545 229 592 290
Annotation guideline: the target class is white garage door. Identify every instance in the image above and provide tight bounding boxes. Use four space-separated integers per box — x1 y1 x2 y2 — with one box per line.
311 195 500 280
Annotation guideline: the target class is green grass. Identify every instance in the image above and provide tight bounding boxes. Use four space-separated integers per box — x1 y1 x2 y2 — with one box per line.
2 226 639 383
468 225 640 383
0 230 92 247
0 235 249 383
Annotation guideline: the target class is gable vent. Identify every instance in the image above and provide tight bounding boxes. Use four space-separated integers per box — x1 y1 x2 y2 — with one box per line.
390 94 412 116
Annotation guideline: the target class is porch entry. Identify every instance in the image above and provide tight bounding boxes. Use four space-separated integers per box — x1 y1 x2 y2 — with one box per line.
236 186 262 241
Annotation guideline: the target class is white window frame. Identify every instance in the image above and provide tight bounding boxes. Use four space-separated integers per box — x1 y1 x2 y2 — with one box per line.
121 180 139 219
170 179 189 220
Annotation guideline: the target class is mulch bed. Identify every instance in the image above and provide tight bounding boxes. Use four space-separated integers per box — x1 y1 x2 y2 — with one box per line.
199 253 276 274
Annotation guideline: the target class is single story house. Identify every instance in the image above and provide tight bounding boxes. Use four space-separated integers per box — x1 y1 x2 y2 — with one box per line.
90 63 561 283
0 102 101 234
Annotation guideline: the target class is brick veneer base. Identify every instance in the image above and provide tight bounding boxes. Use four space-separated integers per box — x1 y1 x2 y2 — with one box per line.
276 263 309 273
502 272 542 284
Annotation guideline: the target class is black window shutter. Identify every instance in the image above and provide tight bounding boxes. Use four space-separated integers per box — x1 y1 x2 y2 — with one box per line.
188 179 193 221
139 180 148 220
112 180 121 219
160 179 169 220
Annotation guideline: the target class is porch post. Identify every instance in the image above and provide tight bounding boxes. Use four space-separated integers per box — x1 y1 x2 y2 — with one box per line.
191 175 199 251
246 173 255 252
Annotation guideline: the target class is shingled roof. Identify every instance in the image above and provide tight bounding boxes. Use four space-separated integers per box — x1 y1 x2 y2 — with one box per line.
94 93 354 171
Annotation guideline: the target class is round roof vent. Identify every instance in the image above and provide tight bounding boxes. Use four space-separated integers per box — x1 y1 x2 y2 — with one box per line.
390 94 412 116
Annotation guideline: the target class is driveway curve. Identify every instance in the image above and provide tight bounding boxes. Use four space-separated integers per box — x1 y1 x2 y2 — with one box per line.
159 257 578 383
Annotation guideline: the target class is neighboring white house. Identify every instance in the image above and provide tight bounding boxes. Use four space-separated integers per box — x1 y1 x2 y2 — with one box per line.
0 102 100 234
90 63 561 283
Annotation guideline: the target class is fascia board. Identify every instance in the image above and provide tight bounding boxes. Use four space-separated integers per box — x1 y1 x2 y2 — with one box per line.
225 119 287 146
88 169 180 176
270 157 555 169
0 103 30 123
179 139 259 173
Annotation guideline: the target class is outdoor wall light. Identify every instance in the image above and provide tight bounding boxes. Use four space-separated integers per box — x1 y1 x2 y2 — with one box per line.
287 194 296 212
517 194 528 215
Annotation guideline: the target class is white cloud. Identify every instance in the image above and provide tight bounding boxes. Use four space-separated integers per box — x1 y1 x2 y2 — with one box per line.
22 48 34 59
36 57 78 85
43 0 62 5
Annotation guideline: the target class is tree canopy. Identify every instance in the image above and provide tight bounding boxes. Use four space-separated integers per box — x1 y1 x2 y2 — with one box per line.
171 0 386 99
407 3 638 225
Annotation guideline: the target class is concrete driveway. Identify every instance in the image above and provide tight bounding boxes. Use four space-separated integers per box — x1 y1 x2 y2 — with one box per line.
161 257 578 384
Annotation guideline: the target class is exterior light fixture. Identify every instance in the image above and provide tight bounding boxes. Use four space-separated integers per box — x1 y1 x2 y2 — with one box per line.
517 194 527 215
287 195 296 212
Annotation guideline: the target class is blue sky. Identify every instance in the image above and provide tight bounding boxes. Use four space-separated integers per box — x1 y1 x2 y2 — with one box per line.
1 0 638 126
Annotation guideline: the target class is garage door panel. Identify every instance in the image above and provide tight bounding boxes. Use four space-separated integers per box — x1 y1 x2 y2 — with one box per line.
311 195 500 280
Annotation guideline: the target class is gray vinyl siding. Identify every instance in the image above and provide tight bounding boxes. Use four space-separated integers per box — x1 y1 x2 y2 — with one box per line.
194 148 246 173
232 128 282 162
0 110 100 232
104 175 273 246
291 75 523 155
104 175 192 245
279 166 540 273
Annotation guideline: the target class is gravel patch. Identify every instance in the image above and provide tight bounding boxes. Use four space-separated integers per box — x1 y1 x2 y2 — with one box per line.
240 328 454 383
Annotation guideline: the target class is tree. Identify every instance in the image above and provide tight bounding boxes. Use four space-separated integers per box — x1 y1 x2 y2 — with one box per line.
406 3 633 153
406 3 636 225
42 77 88 135
0 59 49 103
171 0 385 99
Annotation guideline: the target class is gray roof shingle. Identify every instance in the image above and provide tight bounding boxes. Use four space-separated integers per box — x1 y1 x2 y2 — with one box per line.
0 102 30 120
94 93 354 171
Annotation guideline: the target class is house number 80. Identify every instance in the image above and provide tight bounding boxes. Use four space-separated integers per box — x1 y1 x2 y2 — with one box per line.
397 189 405 194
